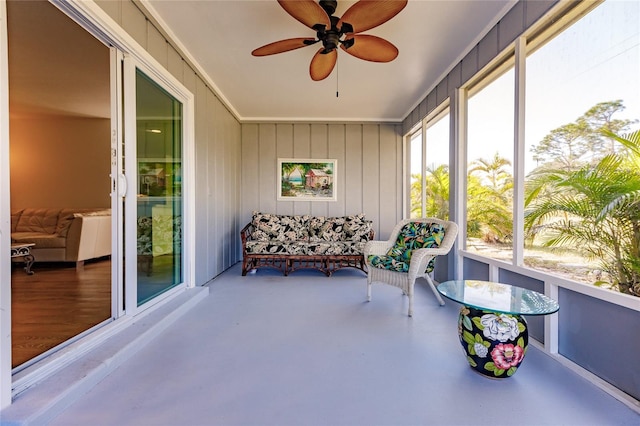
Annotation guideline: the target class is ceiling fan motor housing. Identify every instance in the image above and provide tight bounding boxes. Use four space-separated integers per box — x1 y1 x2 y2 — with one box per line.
319 0 337 16
314 9 354 54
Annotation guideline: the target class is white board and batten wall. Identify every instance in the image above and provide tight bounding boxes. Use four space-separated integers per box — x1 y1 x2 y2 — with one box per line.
241 123 404 242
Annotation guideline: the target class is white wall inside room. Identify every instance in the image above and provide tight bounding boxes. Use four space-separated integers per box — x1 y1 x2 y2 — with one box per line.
9 116 110 210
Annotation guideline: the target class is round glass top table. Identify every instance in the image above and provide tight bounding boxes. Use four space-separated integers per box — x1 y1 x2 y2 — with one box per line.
437 280 559 379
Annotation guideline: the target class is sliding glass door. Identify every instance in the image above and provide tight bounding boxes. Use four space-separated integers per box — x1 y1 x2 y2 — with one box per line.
124 60 185 310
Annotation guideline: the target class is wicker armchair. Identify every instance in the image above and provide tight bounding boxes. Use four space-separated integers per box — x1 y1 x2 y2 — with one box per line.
364 218 458 316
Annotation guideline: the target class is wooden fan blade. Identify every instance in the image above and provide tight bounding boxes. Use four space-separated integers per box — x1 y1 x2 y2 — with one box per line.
340 34 398 62
277 0 331 30
310 48 337 81
339 0 408 34
252 38 316 56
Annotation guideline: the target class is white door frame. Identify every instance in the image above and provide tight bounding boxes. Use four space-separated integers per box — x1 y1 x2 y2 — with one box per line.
0 0 13 410
0 0 195 406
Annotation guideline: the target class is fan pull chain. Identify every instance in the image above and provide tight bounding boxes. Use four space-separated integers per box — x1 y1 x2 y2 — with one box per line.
336 57 339 98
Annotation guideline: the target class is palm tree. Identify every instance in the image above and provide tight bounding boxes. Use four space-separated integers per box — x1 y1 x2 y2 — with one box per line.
468 153 513 242
409 165 450 220
525 130 640 296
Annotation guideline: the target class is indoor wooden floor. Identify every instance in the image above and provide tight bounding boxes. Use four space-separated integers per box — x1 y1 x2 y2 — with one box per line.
10 258 111 368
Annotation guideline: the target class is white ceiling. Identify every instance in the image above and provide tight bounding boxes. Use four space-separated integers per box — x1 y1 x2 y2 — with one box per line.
145 0 517 122
8 0 517 123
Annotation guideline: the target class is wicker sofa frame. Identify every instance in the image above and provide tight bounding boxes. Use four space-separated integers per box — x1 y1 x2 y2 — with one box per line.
241 212 374 277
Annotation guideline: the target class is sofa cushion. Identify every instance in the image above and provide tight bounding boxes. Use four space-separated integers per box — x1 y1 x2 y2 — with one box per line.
343 215 373 242
11 210 23 233
306 241 366 256
56 211 76 237
11 232 66 249
245 240 307 255
251 212 309 242
15 208 62 234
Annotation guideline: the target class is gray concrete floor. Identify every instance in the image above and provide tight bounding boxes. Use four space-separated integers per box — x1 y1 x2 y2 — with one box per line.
49 264 639 426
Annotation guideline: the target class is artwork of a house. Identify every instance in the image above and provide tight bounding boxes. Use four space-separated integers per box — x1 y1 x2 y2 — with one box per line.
305 168 332 189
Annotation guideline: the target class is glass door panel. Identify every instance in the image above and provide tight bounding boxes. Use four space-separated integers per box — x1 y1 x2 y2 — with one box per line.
135 69 183 306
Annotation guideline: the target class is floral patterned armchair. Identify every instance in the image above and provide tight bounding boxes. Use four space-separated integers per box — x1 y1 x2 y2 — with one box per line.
364 218 458 316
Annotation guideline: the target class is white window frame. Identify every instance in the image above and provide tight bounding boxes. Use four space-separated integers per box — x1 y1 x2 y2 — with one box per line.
403 101 451 220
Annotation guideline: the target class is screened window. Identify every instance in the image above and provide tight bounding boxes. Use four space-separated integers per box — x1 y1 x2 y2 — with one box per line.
465 69 515 261
407 108 450 219
523 0 640 291
462 0 639 296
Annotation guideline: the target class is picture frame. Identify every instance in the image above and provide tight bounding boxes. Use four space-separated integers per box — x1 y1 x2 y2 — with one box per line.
277 158 337 202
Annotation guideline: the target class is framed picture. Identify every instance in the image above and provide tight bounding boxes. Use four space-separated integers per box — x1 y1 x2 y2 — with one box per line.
138 159 182 197
277 158 337 202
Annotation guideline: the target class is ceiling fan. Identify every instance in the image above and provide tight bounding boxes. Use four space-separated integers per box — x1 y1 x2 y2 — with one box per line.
251 0 408 81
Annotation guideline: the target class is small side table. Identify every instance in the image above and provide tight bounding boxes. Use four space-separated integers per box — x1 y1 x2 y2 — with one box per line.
437 280 559 379
11 243 35 275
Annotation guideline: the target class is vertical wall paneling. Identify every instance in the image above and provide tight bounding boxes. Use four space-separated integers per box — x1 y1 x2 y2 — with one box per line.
378 124 399 239
419 99 428 122
214 97 225 275
206 89 218 277
120 0 146 49
293 123 311 216
478 26 499 71
436 80 448 106
232 115 242 260
192 78 209 285
448 63 462 94
95 0 121 22
362 124 380 235
259 124 277 214
310 124 329 217
327 124 346 216
228 114 236 259
276 124 294 215
167 45 183 82
241 124 259 224
426 92 437 119
344 124 363 214
395 125 403 229
147 23 167 67
241 123 403 238
525 0 557 28
498 1 525 51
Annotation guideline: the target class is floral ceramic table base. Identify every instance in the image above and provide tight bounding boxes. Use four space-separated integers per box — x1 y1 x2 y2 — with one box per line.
458 306 528 378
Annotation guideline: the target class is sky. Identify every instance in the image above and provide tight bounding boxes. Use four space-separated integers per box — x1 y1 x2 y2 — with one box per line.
467 0 640 174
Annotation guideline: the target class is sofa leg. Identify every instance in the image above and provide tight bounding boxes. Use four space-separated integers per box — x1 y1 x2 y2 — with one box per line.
76 260 85 270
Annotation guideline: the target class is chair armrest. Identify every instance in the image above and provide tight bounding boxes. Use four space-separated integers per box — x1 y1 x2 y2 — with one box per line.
407 248 438 277
240 222 254 247
364 240 392 258
407 242 456 277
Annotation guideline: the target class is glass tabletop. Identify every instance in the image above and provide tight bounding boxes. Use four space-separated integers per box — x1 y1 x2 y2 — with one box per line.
437 280 559 315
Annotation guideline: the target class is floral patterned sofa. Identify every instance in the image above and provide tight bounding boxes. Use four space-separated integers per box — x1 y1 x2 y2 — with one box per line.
241 211 374 276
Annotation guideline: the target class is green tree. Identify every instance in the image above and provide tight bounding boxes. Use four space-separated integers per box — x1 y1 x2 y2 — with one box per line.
530 100 635 170
525 129 640 296
467 153 513 242
410 165 450 219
